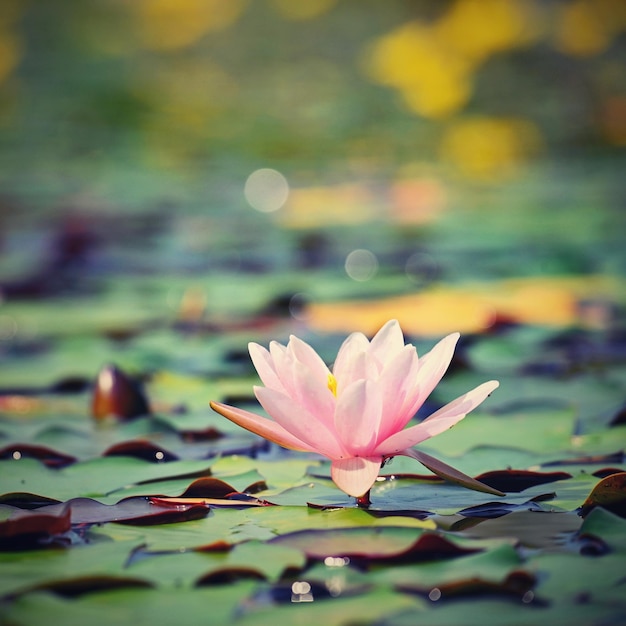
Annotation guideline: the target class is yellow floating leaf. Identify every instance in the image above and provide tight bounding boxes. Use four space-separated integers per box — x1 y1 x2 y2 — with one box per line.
306 276 622 337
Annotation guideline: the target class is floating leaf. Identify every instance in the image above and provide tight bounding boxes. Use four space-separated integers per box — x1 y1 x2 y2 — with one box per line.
474 469 572 493
12 496 210 526
15 575 153 598
579 472 626 518
0 503 71 550
102 440 179 463
0 443 77 469
269 527 480 567
395 569 538 603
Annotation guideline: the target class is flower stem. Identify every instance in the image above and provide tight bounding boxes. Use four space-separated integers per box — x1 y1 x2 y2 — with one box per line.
355 491 371 508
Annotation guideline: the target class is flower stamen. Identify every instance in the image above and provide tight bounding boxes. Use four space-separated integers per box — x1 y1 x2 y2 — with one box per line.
327 373 338 397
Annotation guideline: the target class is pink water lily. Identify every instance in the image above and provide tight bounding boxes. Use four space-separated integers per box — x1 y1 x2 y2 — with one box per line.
210 319 503 501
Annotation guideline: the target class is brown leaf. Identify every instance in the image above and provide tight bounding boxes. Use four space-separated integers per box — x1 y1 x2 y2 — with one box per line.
0 503 71 550
580 472 626 518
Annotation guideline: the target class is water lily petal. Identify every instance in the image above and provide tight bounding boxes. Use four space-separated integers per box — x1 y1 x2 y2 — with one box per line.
267 340 298 397
209 401 313 452
331 456 382 498
334 379 382 454
255 386 345 458
374 380 499 456
332 331 370 387
248 342 286 393
369 319 405 367
401 448 505 496
375 345 419 441
287 335 331 386
402 332 460 419
290 360 336 428
334 350 372 393
422 380 500 424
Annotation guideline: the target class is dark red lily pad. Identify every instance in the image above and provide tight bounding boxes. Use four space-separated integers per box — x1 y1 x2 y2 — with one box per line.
0 443 77 468
542 451 624 466
592 467 626 479
0 493 62 508
15 575 153 599
102 440 179 463
397 570 539 604
457 498 546 519
270 528 480 569
180 477 240 498
196 567 266 586
474 469 572 493
305 500 432 519
175 477 270 502
178 426 224 442
2 496 210 529
0 502 71 550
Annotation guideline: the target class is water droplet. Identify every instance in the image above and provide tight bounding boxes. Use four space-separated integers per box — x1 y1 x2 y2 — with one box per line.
428 587 442 601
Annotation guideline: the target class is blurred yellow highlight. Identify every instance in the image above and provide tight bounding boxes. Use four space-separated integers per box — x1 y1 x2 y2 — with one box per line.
554 0 626 57
270 0 337 21
436 0 542 62
439 117 543 181
135 0 247 50
0 0 23 85
0 31 19 84
364 0 542 120
365 22 471 119
279 184 377 228
306 276 621 337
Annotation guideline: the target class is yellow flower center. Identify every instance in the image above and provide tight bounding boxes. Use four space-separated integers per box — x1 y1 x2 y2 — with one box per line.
327 373 338 397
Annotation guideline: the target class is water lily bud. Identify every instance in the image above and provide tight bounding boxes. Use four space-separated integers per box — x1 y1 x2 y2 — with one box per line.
91 364 150 420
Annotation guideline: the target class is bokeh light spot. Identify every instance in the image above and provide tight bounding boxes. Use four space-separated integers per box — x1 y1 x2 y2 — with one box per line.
244 168 289 213
345 249 379 282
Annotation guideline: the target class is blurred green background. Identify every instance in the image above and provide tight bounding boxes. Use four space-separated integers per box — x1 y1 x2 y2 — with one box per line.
0 0 625 318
